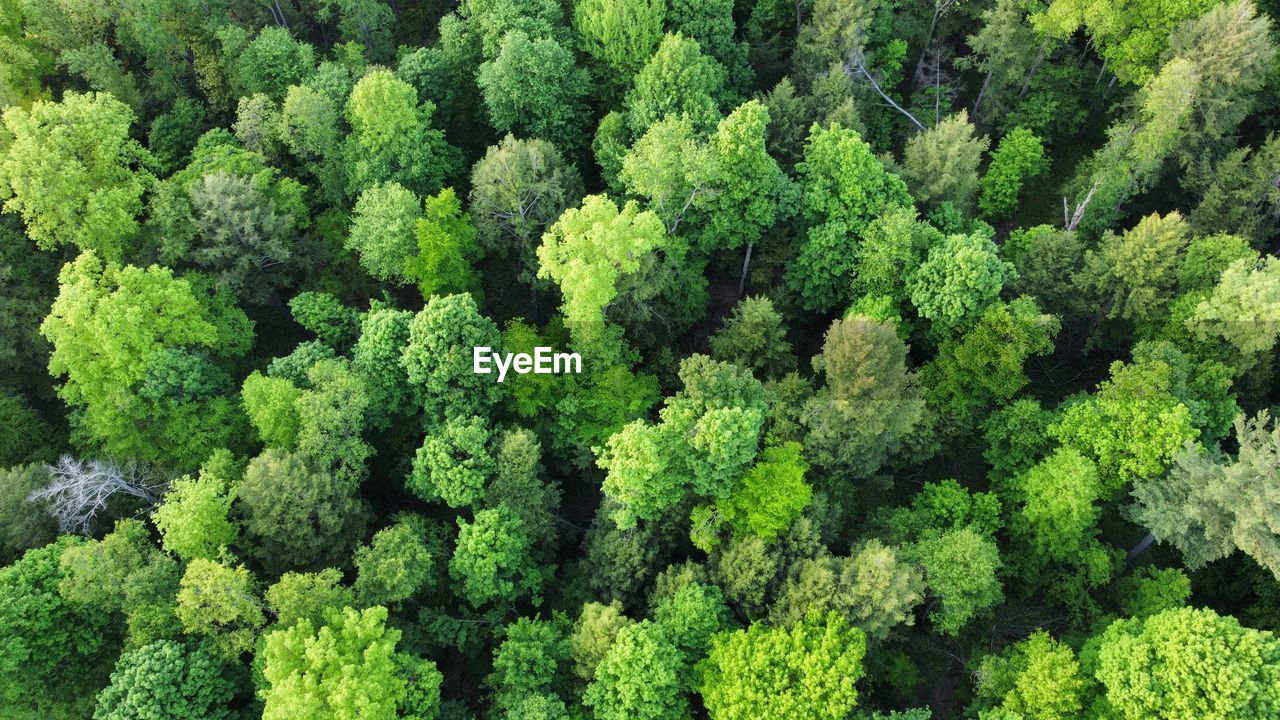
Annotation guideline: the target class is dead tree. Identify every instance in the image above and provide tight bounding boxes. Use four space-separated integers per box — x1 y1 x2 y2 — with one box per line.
29 456 168 534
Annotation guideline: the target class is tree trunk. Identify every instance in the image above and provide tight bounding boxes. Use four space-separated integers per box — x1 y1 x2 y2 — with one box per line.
913 8 942 89
738 242 754 297
973 69 993 121
1126 532 1157 567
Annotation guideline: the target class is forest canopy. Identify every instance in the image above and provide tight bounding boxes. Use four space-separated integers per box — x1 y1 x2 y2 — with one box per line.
1 0 1279 718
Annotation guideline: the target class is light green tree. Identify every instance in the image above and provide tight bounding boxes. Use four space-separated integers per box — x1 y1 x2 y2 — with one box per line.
0 91 149 260
1095 607 1280 720
699 611 867 720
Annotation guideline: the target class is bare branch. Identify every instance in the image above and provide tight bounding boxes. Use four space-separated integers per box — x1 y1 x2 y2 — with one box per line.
30 456 168 534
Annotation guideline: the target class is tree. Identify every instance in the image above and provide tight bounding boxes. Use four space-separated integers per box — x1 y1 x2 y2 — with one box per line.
354 517 435 607
706 441 812 549
972 632 1086 720
0 538 117 713
696 100 794 290
910 527 1004 635
1190 256 1280 363
569 601 633 680
770 542 924 641
787 124 914 312
186 172 296 304
624 32 725 135
0 91 149 259
802 316 925 481
1003 226 1084 314
237 448 368 575
152 450 239 561
477 31 591 151
343 68 461 198
582 621 688 720
709 296 795 377
924 297 1060 428
488 428 561 552
450 504 546 607
1095 607 1280 720
598 355 767 530
352 306 415 431
289 292 363 350
241 371 302 447
1032 0 1218 85
699 611 867 720
401 292 503 420
407 188 484 299
849 206 940 309
1076 212 1190 329
174 559 265 659
409 415 494 507
261 606 441 720
30 456 165 534
1007 449 1103 564
348 182 421 284
41 251 250 469
1051 357 1199 496
470 134 583 316
909 230 1015 337
264 569 355 630
1133 411 1280 579
978 127 1048 220
900 110 989 214
574 0 666 98
537 194 701 360
93 640 240 720
488 617 571 713
233 26 315 100
667 0 752 93
0 463 57 564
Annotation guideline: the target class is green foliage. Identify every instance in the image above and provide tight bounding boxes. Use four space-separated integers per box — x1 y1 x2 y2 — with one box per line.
41 252 249 469
408 188 484 299
93 640 240 720
354 517 435 607
344 68 461 198
237 448 367 575
787 123 914 312
900 110 989 215
261 606 440 720
265 568 355 631
478 31 590 151
402 293 503 420
910 527 1004 635
0 537 116 711
770 541 924 641
5 2 1280 717
709 296 795 377
802 315 924 481
574 0 666 98
0 91 148 259
1133 411 1280 579
699 611 866 720
972 632 1086 720
152 451 239 561
582 620 688 720
909 230 1015 337
175 558 264 658
979 127 1048 220
450 504 546 607
1051 357 1199 496
409 415 494 507
0 463 57 564
1095 607 1280 719
349 182 422 284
